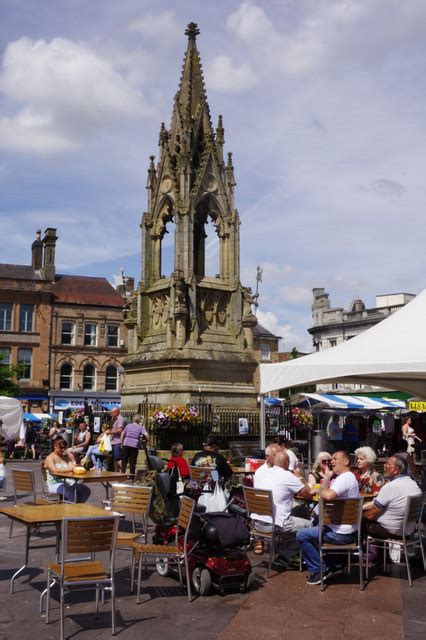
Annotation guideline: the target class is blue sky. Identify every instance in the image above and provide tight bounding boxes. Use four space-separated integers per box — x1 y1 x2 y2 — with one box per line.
1 1 425 351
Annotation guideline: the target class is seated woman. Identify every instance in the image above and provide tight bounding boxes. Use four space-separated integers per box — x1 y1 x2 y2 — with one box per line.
81 424 111 469
166 442 190 478
354 446 385 495
307 451 332 487
44 437 91 502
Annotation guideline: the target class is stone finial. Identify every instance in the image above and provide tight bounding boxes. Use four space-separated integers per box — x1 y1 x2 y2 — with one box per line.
159 123 169 146
185 22 200 40
216 114 225 145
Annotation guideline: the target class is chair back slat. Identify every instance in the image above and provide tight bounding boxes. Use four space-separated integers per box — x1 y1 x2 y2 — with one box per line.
110 484 152 515
11 469 35 494
177 496 195 531
320 498 361 526
189 466 214 482
244 487 273 518
64 517 118 555
405 494 424 525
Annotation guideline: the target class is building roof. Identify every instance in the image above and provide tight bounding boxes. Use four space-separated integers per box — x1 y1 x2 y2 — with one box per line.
0 263 43 280
253 323 280 340
53 275 124 307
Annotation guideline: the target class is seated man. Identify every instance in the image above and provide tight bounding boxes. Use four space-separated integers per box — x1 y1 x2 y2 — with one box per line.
191 433 233 480
363 453 421 543
296 449 360 585
253 443 281 487
252 451 312 564
66 421 91 463
274 436 299 471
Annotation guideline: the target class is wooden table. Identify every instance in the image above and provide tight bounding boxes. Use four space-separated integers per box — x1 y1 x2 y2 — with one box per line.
50 469 132 501
231 467 256 474
0 503 118 594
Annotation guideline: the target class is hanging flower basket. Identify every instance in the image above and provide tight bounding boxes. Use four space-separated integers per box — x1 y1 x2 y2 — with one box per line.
291 407 313 429
150 405 201 431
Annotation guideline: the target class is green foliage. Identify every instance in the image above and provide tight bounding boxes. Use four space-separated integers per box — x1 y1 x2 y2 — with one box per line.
0 354 21 397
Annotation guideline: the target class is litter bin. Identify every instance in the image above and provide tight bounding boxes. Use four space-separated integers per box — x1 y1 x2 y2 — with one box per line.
64 428 73 448
312 430 331 459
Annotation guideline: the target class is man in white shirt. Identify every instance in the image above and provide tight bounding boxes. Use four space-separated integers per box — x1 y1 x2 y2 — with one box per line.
296 449 360 585
253 443 281 487
253 451 312 563
363 453 421 538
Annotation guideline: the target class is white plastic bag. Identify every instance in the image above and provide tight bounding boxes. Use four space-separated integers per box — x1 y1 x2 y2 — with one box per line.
206 483 227 513
99 433 112 453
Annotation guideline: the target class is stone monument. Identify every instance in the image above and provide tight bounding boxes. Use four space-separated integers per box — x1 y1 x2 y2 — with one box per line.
122 23 258 409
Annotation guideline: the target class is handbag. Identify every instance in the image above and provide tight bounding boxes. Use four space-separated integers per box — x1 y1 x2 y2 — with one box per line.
175 465 185 496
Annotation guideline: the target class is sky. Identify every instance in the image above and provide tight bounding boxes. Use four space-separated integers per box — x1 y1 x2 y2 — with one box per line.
1 0 425 352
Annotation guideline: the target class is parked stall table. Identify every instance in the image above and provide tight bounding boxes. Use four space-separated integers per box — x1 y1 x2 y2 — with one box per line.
0 503 118 593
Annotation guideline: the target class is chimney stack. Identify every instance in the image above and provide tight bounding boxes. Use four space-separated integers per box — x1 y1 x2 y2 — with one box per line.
31 229 43 270
42 228 58 281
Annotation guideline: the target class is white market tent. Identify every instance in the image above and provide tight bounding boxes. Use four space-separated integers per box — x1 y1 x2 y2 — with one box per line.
260 289 426 398
0 396 23 442
258 289 426 448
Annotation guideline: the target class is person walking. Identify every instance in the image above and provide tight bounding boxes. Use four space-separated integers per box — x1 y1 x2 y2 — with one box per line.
120 414 148 475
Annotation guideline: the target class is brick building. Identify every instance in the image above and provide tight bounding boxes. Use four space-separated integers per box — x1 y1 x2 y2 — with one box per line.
0 229 128 413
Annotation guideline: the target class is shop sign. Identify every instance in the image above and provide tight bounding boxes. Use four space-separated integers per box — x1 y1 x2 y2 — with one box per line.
407 401 426 412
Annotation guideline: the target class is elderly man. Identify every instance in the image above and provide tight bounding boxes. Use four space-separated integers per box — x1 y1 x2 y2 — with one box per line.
67 421 91 463
296 449 360 585
191 433 233 480
252 450 312 564
363 453 421 541
110 408 124 471
253 443 281 487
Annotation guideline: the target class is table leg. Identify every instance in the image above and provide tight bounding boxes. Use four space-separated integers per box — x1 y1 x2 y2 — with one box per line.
10 524 30 594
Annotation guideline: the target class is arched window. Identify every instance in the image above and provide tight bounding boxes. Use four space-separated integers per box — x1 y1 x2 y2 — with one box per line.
105 365 118 391
194 198 221 279
60 363 73 390
82 364 96 390
159 204 175 278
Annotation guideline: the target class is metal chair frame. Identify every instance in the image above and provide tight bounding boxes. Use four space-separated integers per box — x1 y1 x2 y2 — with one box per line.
45 515 120 640
366 493 425 587
133 496 196 603
318 497 364 591
109 483 152 592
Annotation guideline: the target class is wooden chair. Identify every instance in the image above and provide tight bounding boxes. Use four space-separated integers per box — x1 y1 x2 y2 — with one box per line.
110 484 152 592
133 496 196 603
243 487 278 577
9 468 53 537
189 466 215 483
45 515 120 640
318 498 364 591
366 494 425 587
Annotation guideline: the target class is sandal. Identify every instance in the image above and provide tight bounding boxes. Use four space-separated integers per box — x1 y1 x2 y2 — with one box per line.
254 541 265 555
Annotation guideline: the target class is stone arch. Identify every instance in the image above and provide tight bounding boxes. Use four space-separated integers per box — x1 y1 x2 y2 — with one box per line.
193 194 225 279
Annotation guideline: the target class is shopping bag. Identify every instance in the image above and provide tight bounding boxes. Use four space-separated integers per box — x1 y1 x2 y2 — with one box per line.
99 434 112 454
205 483 227 513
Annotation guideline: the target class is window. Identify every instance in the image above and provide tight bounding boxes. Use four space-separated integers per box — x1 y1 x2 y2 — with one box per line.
60 363 73 390
20 304 34 332
260 343 271 362
61 321 75 345
0 347 11 365
107 324 119 347
0 303 12 331
17 348 32 380
83 364 96 390
84 323 97 346
105 365 118 390
329 339 337 347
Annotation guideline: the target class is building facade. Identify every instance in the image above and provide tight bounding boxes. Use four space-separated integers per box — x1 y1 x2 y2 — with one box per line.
308 288 415 392
0 229 128 413
122 24 259 409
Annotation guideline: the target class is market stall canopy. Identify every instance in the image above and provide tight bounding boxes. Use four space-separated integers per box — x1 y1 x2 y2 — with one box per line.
264 397 285 407
260 289 426 397
292 393 406 410
22 413 53 421
0 396 23 441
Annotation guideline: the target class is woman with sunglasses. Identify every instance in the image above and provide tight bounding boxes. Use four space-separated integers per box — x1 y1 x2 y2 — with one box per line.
44 436 91 502
307 451 332 487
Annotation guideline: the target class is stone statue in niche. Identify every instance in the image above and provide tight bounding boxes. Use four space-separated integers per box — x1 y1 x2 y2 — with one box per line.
152 296 162 328
216 298 227 327
241 287 257 322
161 296 169 326
203 294 215 326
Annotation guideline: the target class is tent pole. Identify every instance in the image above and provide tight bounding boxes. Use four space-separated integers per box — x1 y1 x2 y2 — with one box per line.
260 395 266 450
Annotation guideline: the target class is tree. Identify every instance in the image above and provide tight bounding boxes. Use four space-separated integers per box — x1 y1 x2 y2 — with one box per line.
0 354 21 397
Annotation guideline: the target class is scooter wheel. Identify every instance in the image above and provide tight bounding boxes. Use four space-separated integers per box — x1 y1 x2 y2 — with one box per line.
156 558 170 577
192 566 212 596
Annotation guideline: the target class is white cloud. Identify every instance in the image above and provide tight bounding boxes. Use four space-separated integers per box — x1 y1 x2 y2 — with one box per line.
278 286 312 305
257 310 311 352
129 10 181 43
206 54 257 92
0 37 150 154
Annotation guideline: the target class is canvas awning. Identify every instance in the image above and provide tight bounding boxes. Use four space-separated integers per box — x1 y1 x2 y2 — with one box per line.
0 396 23 441
293 393 406 410
260 289 426 397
